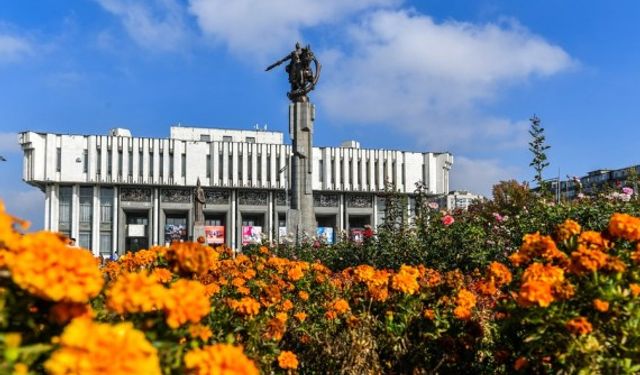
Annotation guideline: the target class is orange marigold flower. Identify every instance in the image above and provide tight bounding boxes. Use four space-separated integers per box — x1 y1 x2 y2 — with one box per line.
609 213 640 242
151 267 173 283
453 306 472 320
50 302 94 325
204 283 220 297
165 242 219 275
184 344 258 375
106 272 167 314
229 297 261 317
517 280 554 308
488 262 512 287
298 290 309 301
477 280 497 296
566 316 593 335
609 213 640 241
557 219 581 241
578 231 611 251
163 280 210 328
630 283 640 297
279 299 294 312
277 351 299 370
522 263 564 285
368 285 389 302
331 298 350 314
294 312 307 322
264 316 286 341
593 299 609 312
188 324 213 342
9 232 104 303
354 264 376 283
44 318 161 375
423 309 435 320
456 289 477 309
391 265 420 295
603 256 626 273
512 232 566 266
419 267 442 288
287 266 305 281
570 246 608 274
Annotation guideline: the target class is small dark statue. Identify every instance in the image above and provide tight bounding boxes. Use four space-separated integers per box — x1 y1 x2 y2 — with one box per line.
266 42 321 102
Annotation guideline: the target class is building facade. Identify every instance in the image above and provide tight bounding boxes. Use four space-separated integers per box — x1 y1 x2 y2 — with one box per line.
432 190 485 211
19 126 453 256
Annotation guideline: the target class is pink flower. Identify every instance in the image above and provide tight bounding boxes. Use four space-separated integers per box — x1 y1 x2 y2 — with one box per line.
492 212 504 223
441 215 455 226
428 202 439 210
622 187 634 196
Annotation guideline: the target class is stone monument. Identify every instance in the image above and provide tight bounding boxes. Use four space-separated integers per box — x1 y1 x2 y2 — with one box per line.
266 42 321 240
193 177 206 242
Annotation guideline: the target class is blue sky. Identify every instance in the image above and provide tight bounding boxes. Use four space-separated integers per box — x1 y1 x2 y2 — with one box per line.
0 0 639 229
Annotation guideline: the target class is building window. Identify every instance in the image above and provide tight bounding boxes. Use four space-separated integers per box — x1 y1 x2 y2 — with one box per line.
107 150 112 175
100 188 113 224
218 153 223 181
83 150 88 173
228 155 233 181
222 136 232 142
100 233 112 257
79 187 93 226
349 159 353 186
257 153 262 181
149 151 153 178
118 150 123 178
375 161 379 184
276 157 281 184
366 159 370 187
319 159 324 183
246 137 255 143
206 155 211 178
340 158 344 185
331 158 335 184
181 153 186 178
159 153 164 178
238 153 243 180
127 151 133 177
79 232 91 249
169 152 174 178
247 152 252 181
392 161 396 186
401 162 405 186
266 154 271 182
97 148 102 175
358 159 362 186
58 186 72 236
139 151 143 178
200 134 211 142
56 147 61 172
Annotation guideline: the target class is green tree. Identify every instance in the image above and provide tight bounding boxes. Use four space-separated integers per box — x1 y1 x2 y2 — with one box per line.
529 115 551 193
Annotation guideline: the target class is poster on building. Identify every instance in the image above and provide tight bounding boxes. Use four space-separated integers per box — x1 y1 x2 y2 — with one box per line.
204 225 225 245
242 226 262 245
278 226 287 243
350 228 364 244
316 227 334 244
164 224 187 244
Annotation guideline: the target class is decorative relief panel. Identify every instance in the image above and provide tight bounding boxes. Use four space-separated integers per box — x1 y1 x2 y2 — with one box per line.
239 191 268 206
314 193 339 207
120 187 152 202
161 188 191 203
276 191 291 206
348 194 372 208
205 189 230 205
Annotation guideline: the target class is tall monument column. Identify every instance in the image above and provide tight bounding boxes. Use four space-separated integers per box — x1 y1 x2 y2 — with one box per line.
266 42 322 241
288 101 316 238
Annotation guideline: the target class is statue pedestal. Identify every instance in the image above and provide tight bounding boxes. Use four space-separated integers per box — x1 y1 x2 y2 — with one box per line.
287 101 316 240
193 224 206 243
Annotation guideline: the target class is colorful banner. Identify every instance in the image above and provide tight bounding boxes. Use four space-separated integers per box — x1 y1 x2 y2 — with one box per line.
350 228 364 244
242 226 262 245
164 224 187 244
205 225 225 245
316 227 334 244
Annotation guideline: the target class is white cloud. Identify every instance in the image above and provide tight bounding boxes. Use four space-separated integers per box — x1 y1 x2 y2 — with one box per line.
95 0 188 51
188 0 399 57
450 156 521 197
0 132 20 155
0 33 32 61
3 189 44 230
317 10 574 151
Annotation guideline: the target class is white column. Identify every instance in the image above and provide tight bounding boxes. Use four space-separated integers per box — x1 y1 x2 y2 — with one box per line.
232 143 239 188
267 191 273 243
250 144 258 188
44 185 51 230
269 146 276 188
50 185 59 232
152 188 159 246
92 186 100 256
71 184 80 241
112 186 118 256
212 142 220 186
373 195 378 228
240 143 248 187
222 142 230 187
231 190 237 249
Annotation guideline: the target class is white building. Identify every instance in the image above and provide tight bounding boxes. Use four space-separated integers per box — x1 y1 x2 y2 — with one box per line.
433 190 484 211
19 126 453 256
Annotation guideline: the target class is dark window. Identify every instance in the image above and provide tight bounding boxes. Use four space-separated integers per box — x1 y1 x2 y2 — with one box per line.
228 155 233 181
169 152 174 177
128 151 133 177
181 154 186 178
319 159 324 183
139 151 143 178
218 153 223 181
97 148 102 175
248 152 252 181
159 153 163 178
222 136 232 142
118 150 123 177
238 153 243 180
56 147 62 172
83 150 88 173
206 155 211 178
200 134 210 142
107 149 112 175
257 153 262 181
149 151 153 178
246 137 256 143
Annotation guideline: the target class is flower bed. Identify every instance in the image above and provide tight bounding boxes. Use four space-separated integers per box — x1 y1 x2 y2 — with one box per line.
2 201 640 373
